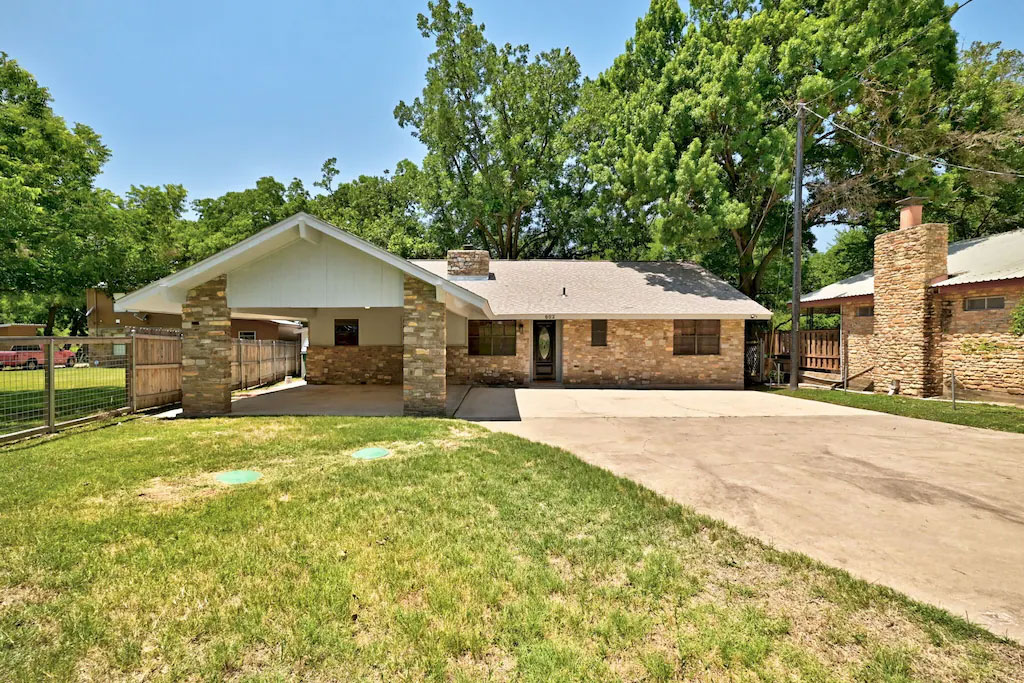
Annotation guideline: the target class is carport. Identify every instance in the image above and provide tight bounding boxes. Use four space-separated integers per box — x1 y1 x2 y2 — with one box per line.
115 213 493 418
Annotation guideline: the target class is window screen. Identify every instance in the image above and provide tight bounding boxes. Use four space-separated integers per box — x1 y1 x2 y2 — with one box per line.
334 319 359 346
855 306 874 317
963 296 1004 311
673 320 720 355
591 320 607 346
468 320 516 356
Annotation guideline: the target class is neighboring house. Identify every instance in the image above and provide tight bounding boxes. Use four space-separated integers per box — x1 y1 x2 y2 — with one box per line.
0 324 44 351
800 199 1024 399
116 213 771 416
86 288 302 341
0 323 43 337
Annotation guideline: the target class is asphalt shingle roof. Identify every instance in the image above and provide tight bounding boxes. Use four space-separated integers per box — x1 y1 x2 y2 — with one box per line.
411 259 772 319
801 228 1024 304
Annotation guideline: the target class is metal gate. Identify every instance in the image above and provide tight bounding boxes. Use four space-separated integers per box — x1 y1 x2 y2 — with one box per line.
744 339 765 384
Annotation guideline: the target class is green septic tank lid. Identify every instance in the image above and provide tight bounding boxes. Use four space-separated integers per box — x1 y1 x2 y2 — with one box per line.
352 447 390 460
215 470 262 485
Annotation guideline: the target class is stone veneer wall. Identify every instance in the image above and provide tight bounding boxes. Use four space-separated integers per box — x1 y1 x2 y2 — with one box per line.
181 275 232 415
305 345 402 385
403 275 446 416
446 249 490 277
561 319 744 387
937 284 1024 396
841 303 876 390
873 223 948 396
446 320 531 386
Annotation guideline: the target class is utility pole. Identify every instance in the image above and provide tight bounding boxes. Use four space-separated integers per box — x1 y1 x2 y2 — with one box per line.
789 101 806 390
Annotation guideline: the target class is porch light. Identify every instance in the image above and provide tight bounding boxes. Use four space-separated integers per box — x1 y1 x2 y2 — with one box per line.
364 306 371 309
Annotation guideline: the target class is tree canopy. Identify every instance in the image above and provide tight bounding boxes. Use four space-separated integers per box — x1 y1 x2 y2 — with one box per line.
394 0 582 258
3 1 1024 330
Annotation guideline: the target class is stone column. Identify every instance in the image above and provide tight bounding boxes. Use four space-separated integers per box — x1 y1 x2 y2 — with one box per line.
181 275 233 415
403 275 446 416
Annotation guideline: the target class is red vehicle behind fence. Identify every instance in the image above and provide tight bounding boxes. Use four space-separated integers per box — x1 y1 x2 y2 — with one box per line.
0 344 77 370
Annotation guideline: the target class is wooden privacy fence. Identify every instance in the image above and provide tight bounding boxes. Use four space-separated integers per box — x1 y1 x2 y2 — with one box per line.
134 334 184 409
231 339 302 391
764 329 841 373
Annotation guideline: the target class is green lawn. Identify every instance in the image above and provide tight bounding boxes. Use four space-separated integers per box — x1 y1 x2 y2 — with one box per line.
0 367 126 433
1 417 1021 680
771 388 1024 434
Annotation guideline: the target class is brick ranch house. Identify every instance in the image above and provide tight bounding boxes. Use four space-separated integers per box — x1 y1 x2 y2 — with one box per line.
115 213 771 417
800 199 1024 399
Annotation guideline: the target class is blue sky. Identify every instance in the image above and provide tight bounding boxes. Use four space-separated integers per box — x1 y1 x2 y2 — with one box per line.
3 0 1022 248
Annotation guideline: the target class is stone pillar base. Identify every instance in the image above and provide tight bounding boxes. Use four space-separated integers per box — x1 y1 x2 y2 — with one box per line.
181 275 232 416
403 276 447 416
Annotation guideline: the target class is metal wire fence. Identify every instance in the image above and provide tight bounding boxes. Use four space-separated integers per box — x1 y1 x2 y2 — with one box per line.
1 335 302 443
0 337 131 442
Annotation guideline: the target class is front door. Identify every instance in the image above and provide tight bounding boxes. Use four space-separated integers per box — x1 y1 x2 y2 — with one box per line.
533 321 556 380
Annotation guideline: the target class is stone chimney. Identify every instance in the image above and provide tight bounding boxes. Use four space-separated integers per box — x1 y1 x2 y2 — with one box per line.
446 245 490 278
873 198 948 396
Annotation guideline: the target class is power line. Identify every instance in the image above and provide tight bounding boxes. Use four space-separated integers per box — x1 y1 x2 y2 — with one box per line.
803 105 1024 178
803 0 978 107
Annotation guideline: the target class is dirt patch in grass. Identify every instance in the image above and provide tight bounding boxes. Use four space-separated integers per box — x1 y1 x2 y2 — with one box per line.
435 424 489 451
0 584 55 609
135 475 223 505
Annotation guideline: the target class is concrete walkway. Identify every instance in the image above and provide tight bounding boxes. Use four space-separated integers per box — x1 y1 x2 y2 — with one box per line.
467 389 1024 642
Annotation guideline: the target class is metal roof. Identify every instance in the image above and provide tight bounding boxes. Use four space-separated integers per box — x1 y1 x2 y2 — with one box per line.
801 228 1024 304
411 259 772 319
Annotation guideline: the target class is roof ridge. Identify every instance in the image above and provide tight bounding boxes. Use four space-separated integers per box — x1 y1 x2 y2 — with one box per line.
949 226 1024 248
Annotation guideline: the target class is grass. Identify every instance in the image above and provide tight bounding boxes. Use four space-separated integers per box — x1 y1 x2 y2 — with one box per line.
0 367 126 433
1 416 1021 680
770 388 1024 434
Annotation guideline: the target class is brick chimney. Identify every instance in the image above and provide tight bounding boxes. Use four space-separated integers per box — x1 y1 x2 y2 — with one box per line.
873 198 948 396
446 245 490 278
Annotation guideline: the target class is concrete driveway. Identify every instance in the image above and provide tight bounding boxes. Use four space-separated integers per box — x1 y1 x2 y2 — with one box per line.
458 388 1024 641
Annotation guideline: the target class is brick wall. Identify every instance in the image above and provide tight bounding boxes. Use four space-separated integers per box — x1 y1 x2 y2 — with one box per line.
447 320 531 385
561 319 744 387
873 223 948 396
402 276 446 416
841 303 876 390
181 275 232 415
305 345 402 385
937 284 1024 396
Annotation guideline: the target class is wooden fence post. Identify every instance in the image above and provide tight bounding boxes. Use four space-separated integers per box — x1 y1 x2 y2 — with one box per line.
128 331 138 412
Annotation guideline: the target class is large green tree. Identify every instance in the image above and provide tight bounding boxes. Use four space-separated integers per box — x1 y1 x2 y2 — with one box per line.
113 183 191 288
183 176 309 263
309 158 440 257
0 52 123 333
805 41 1024 288
394 0 581 258
577 0 975 302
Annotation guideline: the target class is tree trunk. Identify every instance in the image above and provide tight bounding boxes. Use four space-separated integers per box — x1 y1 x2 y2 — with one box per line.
44 304 57 336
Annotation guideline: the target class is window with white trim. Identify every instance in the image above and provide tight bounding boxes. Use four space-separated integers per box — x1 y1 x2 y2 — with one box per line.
238 331 257 340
